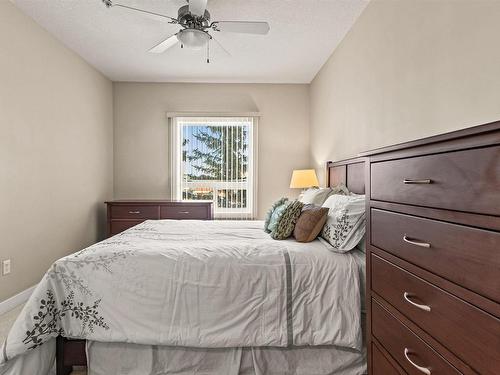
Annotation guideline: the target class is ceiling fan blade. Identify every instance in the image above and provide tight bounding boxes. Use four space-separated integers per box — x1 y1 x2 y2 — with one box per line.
215 21 270 35
102 0 178 23
212 37 231 57
189 0 207 17
149 34 179 53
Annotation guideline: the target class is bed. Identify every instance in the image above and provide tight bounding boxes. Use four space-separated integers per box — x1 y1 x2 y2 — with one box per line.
0 159 367 375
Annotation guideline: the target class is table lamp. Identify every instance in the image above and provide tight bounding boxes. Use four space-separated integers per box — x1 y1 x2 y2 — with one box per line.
290 169 319 190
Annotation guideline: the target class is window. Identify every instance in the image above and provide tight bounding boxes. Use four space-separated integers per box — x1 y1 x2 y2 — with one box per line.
170 116 257 219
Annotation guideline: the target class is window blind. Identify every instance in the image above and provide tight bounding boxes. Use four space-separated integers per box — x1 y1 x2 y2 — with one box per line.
171 116 256 219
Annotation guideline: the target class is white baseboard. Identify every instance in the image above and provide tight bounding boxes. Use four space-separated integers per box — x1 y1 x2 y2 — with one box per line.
0 285 36 316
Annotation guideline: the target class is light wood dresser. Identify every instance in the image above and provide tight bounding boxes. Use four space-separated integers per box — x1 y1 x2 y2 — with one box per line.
362 122 500 375
105 200 213 237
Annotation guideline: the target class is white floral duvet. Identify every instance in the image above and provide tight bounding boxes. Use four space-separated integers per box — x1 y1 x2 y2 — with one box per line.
0 220 362 375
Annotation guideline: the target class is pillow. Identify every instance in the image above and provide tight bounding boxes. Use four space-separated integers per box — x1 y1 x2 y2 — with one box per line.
331 183 350 196
267 202 289 233
270 200 304 240
294 206 329 242
299 184 349 206
299 187 331 205
264 197 289 232
320 194 366 252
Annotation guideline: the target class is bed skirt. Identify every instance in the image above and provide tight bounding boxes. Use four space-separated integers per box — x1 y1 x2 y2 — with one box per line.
87 341 367 375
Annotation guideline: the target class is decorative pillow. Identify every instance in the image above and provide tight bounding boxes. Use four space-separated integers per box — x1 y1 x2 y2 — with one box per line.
271 200 304 240
264 197 289 232
299 184 349 206
267 202 290 233
294 206 329 242
320 194 366 252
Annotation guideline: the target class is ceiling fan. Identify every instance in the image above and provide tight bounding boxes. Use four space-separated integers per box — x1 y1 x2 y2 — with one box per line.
102 0 270 63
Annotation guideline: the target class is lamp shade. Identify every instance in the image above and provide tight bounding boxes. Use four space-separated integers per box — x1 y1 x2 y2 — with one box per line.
290 169 319 189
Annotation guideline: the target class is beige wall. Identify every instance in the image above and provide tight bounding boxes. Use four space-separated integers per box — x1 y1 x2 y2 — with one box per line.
113 83 310 218
0 2 113 301
310 0 500 184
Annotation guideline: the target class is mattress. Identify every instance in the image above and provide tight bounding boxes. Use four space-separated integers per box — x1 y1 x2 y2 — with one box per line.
1 220 365 375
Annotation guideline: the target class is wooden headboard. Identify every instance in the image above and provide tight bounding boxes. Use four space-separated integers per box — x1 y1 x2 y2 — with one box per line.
326 157 366 194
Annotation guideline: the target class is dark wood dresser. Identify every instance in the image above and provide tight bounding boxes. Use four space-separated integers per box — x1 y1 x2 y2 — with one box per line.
362 122 500 375
106 200 213 237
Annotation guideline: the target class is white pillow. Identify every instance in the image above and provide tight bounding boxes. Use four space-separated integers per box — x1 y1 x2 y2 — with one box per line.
320 194 366 253
299 184 349 206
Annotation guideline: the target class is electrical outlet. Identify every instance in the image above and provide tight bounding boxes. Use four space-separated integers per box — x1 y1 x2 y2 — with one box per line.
2 259 11 276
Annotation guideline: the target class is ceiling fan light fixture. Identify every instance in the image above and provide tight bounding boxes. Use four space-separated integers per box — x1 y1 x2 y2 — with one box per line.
177 29 210 50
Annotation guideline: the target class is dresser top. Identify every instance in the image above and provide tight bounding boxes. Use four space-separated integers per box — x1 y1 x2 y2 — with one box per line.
105 199 213 205
359 119 500 157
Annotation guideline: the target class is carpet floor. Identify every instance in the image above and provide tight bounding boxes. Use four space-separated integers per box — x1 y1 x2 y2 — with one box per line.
0 304 24 344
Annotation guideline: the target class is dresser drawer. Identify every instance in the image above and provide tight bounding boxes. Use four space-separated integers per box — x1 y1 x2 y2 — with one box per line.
109 205 159 220
371 146 500 216
372 342 403 375
372 299 461 375
160 204 211 220
109 220 144 236
371 209 500 303
372 255 500 375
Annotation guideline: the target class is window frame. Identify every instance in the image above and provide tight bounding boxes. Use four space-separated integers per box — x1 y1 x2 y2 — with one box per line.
168 113 259 219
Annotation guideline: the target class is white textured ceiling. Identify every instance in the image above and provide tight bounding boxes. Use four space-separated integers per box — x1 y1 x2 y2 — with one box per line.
11 0 369 83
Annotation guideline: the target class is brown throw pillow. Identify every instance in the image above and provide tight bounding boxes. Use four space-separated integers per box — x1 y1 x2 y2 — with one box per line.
294 206 329 243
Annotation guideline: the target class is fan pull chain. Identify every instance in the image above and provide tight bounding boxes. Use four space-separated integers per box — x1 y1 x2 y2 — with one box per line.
207 39 210 63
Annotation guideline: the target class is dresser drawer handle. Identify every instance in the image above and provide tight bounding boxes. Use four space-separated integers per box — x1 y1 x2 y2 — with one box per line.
179 211 190 214
404 348 431 374
128 211 141 214
403 292 431 312
403 178 432 184
403 235 431 248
